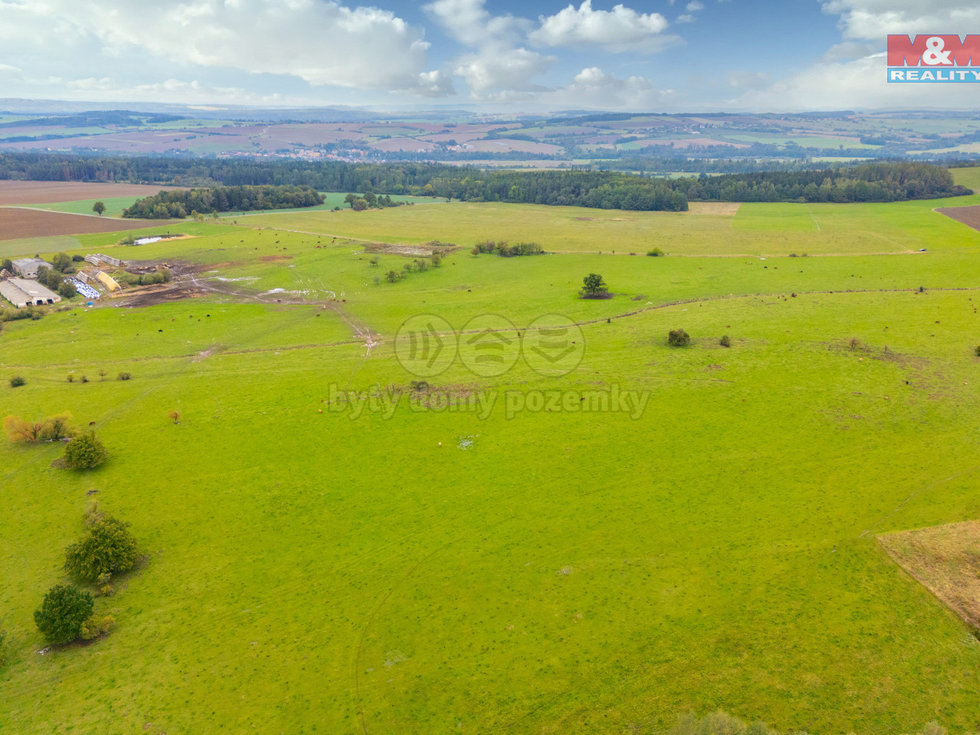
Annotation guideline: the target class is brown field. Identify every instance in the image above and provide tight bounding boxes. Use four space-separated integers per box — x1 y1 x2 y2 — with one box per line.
462 139 564 155
0 180 182 205
937 205 980 232
878 520 980 630
0 207 163 240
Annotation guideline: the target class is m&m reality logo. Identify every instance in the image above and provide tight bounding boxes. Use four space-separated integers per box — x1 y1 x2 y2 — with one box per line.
887 35 980 82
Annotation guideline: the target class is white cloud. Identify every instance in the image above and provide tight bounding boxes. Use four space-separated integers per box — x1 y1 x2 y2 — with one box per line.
820 0 980 40
686 1 704 11
675 14 695 23
529 1 672 52
543 66 673 109
423 0 529 47
726 2 980 111
0 0 450 97
731 52 979 110
453 48 554 99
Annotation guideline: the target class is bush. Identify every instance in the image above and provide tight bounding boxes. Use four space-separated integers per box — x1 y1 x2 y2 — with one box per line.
65 515 139 582
0 630 7 667
9 376 25 388
974 345 980 357
117 372 131 381
647 248 665 256
34 585 94 645
720 335 731 348
668 329 691 347
80 614 115 641
62 432 108 470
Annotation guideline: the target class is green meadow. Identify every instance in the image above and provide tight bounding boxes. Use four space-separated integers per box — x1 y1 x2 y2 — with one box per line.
3 172 980 733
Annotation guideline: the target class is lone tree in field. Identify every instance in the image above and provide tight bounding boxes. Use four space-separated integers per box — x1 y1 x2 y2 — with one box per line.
65 515 139 583
62 432 108 470
667 329 691 347
92 201 106 216
34 584 93 645
580 273 609 299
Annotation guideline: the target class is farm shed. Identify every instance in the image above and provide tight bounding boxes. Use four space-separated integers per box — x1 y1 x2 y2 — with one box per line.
0 277 61 307
96 271 121 292
11 257 53 279
85 253 124 268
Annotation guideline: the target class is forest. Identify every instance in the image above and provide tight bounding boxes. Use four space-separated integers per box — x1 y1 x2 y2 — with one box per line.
121 185 324 218
0 153 968 211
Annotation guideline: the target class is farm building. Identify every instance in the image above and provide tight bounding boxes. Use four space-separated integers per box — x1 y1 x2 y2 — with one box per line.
0 277 61 307
11 257 53 279
85 253 124 268
96 271 121 292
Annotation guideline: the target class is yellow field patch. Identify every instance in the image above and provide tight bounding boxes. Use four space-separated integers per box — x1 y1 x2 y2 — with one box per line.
879 520 980 630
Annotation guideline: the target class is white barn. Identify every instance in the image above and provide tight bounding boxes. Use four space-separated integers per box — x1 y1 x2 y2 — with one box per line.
0 278 62 308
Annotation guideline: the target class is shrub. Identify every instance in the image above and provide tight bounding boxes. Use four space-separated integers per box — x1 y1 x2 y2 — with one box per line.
64 515 139 582
668 329 691 347
647 248 665 256
80 614 115 641
0 630 7 667
385 270 401 283
4 415 44 443
34 585 94 645
9 376 25 388
974 345 980 357
117 372 131 381
62 432 108 470
42 413 75 441
720 335 731 348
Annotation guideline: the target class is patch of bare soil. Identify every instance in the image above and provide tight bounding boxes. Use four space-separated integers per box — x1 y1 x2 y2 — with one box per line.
0 180 184 205
687 202 742 216
364 243 443 256
937 205 980 232
0 207 162 240
878 520 980 631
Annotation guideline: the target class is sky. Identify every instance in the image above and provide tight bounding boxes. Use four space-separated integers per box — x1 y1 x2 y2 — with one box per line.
0 0 977 112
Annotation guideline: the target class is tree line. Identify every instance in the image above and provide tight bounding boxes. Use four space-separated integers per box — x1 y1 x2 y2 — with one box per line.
122 184 324 218
0 153 969 211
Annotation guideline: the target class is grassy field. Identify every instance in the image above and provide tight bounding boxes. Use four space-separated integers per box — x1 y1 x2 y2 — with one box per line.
2 172 980 733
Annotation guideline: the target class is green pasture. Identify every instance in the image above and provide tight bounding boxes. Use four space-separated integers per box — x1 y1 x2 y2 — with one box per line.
30 196 147 218
238 188 980 257
3 172 980 733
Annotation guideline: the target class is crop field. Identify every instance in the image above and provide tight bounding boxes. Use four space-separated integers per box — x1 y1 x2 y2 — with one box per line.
0 207 165 241
0 181 184 206
2 171 980 734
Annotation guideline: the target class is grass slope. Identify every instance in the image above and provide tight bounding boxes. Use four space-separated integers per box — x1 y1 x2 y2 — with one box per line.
3 172 980 733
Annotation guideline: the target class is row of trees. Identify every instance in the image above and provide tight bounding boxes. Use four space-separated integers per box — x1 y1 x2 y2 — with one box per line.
122 185 325 219
343 192 404 210
471 241 544 257
0 153 969 211
677 162 968 202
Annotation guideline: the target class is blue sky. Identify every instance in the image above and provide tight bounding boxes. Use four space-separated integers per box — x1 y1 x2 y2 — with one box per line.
0 1 976 111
